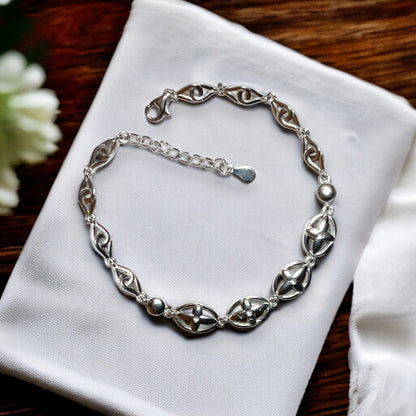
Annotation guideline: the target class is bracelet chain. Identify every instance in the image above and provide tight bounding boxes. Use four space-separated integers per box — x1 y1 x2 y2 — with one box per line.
79 82 337 335
118 131 234 177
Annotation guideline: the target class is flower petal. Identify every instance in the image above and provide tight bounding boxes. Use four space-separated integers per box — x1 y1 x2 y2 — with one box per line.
9 89 59 121
20 63 46 91
0 51 26 79
0 51 26 93
0 166 19 214
7 115 61 164
13 114 62 142
0 50 60 213
0 165 19 189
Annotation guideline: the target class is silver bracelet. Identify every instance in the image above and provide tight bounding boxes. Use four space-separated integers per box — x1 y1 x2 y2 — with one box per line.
79 82 337 335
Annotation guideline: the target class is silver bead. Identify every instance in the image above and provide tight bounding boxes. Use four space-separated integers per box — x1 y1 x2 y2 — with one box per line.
147 297 166 316
316 183 336 203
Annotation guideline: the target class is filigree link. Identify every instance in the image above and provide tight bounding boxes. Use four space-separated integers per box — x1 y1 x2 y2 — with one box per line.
297 127 324 175
269 99 300 132
177 83 216 104
80 82 337 335
112 264 142 298
90 221 112 260
78 174 96 216
89 139 119 171
222 84 264 107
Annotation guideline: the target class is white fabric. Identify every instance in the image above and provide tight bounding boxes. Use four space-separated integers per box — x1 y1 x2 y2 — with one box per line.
349 137 416 416
0 0 415 415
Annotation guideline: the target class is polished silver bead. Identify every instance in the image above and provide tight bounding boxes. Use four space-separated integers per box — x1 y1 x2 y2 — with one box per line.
316 183 336 203
147 297 166 316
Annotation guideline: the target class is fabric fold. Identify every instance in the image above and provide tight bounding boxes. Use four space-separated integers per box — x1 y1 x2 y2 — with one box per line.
349 136 416 416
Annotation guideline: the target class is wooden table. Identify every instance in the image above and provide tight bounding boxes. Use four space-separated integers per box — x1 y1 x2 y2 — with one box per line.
0 1 414 414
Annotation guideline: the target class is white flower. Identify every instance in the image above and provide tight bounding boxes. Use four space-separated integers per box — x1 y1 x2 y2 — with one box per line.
0 50 61 214
0 0 13 5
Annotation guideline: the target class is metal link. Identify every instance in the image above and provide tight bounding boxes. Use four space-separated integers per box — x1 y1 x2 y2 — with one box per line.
296 127 310 141
318 172 331 184
117 131 130 145
305 255 317 268
202 157 214 170
179 151 191 164
136 291 148 306
84 213 96 225
163 88 178 102
119 131 235 178
83 165 95 176
139 136 152 148
149 140 162 153
190 154 203 167
159 140 171 155
162 306 175 318
268 296 279 310
213 158 225 170
214 82 226 96
168 147 180 160
261 92 276 105
215 159 233 176
217 315 229 327
321 203 334 215
131 133 141 145
104 257 117 269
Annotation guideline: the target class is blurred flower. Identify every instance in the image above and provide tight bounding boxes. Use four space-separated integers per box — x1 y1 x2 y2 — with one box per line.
0 50 61 214
0 0 13 6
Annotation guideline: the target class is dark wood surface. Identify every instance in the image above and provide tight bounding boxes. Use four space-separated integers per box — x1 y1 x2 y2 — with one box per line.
0 1 414 414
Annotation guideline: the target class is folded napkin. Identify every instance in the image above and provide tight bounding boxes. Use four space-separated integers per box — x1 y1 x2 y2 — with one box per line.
349 138 416 416
1 0 415 415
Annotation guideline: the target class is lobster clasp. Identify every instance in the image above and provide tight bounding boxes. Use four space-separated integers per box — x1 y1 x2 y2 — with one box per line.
145 89 177 124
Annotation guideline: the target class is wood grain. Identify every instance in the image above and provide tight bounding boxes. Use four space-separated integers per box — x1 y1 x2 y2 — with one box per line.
0 1 414 415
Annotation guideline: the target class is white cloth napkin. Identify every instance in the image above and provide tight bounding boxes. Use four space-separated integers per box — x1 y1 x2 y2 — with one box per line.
348 137 416 416
0 1 415 415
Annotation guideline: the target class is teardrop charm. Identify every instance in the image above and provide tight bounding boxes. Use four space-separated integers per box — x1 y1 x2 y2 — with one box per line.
232 166 256 183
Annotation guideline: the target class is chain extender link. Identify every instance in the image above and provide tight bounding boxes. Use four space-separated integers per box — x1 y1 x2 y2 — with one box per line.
118 131 234 177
